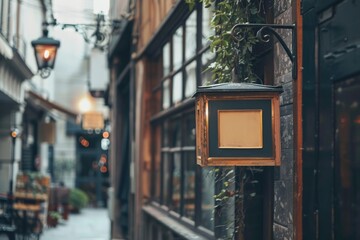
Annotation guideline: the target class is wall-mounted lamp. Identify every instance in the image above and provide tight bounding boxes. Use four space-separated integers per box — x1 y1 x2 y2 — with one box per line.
31 28 60 78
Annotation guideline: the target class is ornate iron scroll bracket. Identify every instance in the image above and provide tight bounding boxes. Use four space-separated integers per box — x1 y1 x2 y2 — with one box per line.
231 23 297 79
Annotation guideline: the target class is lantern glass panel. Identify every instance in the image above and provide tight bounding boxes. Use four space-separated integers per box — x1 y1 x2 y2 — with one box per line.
35 45 58 69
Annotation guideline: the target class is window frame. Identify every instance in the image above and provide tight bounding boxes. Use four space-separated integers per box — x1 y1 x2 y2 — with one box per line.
149 4 216 234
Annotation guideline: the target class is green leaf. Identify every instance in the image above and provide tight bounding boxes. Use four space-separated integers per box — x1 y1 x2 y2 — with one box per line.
185 0 196 10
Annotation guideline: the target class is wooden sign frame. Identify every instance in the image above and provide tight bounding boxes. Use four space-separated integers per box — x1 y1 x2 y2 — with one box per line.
195 91 281 166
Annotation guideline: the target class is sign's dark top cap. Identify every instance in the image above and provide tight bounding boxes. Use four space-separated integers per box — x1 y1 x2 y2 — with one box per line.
193 82 283 97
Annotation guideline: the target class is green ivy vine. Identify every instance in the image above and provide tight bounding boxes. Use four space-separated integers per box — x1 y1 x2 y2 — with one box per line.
186 0 264 83
186 1 266 239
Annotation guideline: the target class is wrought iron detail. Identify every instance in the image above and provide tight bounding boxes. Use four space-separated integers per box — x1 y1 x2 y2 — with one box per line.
231 23 297 79
44 14 118 51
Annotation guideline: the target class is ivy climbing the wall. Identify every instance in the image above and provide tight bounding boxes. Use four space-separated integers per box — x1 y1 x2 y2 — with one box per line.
186 0 265 83
186 1 268 239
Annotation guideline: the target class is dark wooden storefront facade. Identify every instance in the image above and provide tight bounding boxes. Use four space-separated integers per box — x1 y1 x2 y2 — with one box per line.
302 0 360 239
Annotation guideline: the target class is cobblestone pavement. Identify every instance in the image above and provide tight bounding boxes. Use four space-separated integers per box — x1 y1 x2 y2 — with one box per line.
41 208 110 240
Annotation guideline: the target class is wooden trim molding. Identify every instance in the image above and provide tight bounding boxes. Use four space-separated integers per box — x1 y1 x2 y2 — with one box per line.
135 0 191 59
294 0 303 239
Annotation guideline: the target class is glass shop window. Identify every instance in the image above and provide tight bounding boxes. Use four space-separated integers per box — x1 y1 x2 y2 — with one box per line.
153 6 216 234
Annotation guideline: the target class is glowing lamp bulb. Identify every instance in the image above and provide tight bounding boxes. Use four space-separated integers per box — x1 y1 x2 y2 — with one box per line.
11 131 17 138
43 49 50 60
79 97 92 113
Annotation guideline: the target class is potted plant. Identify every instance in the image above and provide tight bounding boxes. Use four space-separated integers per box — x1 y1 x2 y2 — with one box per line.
47 211 62 227
69 188 89 213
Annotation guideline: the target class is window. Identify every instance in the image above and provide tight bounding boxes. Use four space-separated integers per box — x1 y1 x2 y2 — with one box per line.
151 6 216 233
150 1 274 237
0 0 9 36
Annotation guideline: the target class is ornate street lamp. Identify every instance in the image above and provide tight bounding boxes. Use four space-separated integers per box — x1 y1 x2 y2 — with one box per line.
31 28 60 78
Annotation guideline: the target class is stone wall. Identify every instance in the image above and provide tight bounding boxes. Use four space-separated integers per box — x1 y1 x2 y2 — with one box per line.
273 0 295 239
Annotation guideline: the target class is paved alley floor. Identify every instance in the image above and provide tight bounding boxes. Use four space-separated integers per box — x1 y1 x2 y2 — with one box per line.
41 208 110 240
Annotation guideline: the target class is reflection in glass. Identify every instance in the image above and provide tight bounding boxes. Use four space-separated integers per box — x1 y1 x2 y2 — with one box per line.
162 79 170 109
163 43 171 76
173 27 183 70
334 77 360 239
186 10 197 61
185 61 197 98
184 152 196 220
201 167 214 230
183 113 195 146
172 72 183 104
171 153 182 213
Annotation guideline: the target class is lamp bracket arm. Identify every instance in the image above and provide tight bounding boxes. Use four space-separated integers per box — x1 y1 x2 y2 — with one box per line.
231 23 297 79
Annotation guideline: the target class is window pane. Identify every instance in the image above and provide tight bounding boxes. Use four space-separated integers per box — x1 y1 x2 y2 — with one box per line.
171 152 181 213
171 118 181 147
173 27 183 70
183 113 195 146
163 43 171 76
172 72 183 105
183 151 196 220
201 167 215 230
216 167 236 237
202 4 214 47
154 127 162 201
201 50 215 85
162 79 170 109
162 153 170 204
162 121 170 147
185 61 197 98
185 10 197 61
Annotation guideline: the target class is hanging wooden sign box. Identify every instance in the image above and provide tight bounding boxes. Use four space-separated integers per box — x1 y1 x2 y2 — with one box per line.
193 83 283 166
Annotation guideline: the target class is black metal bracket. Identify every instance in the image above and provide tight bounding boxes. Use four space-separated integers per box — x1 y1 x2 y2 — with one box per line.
231 23 297 80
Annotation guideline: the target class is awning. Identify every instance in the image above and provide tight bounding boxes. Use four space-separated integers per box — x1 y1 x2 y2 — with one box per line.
26 91 78 121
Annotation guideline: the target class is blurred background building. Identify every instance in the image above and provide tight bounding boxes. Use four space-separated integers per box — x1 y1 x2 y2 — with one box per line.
0 0 110 207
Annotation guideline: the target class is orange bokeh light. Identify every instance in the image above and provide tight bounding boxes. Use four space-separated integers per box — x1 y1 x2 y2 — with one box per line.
102 131 110 139
100 166 107 173
11 131 18 138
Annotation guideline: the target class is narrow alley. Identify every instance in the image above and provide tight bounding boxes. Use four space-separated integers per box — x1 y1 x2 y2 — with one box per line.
1 0 360 239
41 208 110 240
